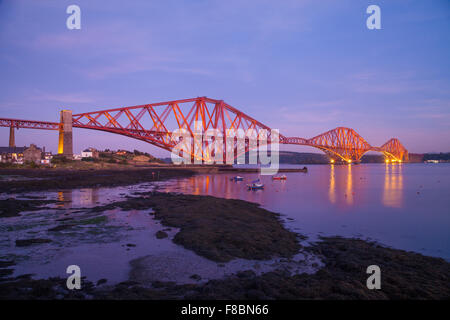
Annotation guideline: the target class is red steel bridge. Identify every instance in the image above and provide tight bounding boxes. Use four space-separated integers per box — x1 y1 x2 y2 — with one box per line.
0 97 408 163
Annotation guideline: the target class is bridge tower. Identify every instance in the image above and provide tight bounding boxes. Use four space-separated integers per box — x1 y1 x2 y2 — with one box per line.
9 125 15 147
58 110 73 158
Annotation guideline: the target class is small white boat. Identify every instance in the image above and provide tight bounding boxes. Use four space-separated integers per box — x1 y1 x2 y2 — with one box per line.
247 182 264 190
247 179 264 190
231 176 244 181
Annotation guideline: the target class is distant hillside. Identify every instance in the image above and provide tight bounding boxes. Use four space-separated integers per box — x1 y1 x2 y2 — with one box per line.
276 152 448 164
408 153 424 163
360 154 384 163
161 152 329 164
279 152 443 164
160 157 172 164
99 149 165 164
277 151 328 164
161 152 328 164
423 153 450 161
159 152 448 164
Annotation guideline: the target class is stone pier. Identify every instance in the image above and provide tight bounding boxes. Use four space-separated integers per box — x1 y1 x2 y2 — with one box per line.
58 110 73 158
9 126 15 148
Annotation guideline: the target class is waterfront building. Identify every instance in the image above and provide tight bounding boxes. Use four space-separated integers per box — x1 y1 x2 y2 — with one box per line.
81 147 99 159
0 146 26 163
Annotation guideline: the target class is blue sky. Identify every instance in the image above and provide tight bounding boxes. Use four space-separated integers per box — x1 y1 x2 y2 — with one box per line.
0 0 449 156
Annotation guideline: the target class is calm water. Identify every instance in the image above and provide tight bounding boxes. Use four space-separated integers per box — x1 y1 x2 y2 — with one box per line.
159 163 450 261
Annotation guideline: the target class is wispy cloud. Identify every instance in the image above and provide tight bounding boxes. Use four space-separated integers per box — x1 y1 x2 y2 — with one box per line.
345 70 449 95
32 92 96 104
27 21 224 80
279 109 343 125
0 90 99 112
80 56 212 80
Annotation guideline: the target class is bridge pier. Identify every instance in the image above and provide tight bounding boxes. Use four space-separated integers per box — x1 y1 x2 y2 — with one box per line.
58 110 73 159
9 125 15 148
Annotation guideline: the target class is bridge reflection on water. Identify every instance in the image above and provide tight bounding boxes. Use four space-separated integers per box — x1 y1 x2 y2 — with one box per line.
50 164 405 211
56 188 100 208
382 164 403 208
160 164 405 210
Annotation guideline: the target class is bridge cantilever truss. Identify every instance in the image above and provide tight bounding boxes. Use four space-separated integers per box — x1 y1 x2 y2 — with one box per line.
0 97 408 163
282 127 408 163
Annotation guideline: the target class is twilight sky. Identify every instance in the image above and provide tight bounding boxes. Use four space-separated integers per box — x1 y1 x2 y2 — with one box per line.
0 0 449 156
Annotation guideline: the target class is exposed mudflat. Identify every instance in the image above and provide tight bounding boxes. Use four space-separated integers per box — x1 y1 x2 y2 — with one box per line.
1 236 449 299
0 177 320 297
0 198 58 218
91 192 303 262
1 168 449 300
0 168 194 193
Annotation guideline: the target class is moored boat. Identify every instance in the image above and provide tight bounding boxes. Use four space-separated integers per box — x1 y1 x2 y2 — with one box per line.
247 178 264 190
247 182 264 190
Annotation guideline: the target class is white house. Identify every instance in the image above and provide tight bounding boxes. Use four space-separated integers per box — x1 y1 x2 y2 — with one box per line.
81 148 99 158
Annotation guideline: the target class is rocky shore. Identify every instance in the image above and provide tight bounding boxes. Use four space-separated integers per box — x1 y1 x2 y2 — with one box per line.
1 235 449 299
0 168 449 299
89 192 302 262
0 167 195 193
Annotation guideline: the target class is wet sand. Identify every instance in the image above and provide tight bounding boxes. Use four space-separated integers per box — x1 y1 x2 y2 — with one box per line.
1 235 449 299
90 192 302 262
0 167 195 193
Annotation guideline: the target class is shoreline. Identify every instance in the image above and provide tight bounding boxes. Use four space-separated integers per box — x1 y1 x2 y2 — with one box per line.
1 233 449 299
0 168 449 299
0 167 196 194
